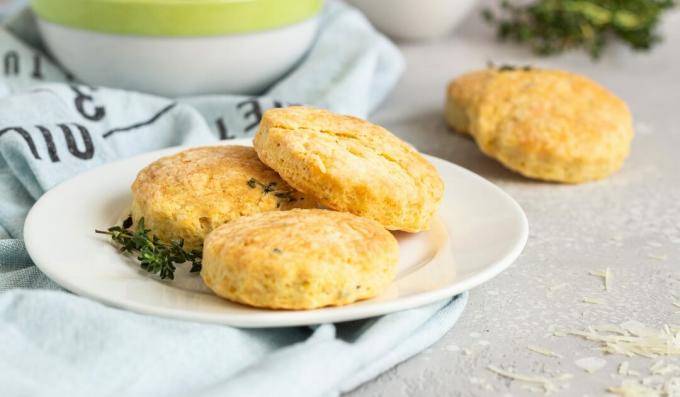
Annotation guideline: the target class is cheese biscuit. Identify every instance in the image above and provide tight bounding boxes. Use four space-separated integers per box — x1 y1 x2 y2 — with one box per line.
201 209 399 310
253 107 444 232
446 68 634 183
131 145 314 250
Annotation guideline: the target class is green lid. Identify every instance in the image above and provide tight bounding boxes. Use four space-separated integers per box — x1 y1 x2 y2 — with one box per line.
30 0 324 36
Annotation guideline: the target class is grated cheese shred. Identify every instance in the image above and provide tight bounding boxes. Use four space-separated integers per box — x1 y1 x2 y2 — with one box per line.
574 356 607 373
567 321 680 358
609 377 680 397
527 345 564 358
487 365 571 395
583 297 605 304
589 268 612 291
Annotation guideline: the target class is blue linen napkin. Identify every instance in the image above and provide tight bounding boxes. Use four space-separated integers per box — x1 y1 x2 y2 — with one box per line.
0 2 468 396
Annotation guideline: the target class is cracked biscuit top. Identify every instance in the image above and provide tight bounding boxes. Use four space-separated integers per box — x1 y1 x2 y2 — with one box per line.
253 106 444 232
131 145 315 251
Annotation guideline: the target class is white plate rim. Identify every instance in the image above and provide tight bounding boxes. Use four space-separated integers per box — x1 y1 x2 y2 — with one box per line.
24 139 528 327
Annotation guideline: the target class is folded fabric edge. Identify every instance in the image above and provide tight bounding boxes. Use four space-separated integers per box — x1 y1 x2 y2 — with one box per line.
336 292 469 395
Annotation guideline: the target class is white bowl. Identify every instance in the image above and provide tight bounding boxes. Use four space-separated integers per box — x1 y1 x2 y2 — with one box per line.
36 17 319 97
347 0 476 41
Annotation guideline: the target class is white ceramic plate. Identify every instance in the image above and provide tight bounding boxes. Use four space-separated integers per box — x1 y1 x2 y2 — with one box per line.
24 139 528 328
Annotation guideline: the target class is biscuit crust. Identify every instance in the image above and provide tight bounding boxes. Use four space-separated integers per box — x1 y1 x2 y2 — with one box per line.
131 146 314 250
253 107 444 232
445 69 496 136
446 68 634 183
201 209 399 310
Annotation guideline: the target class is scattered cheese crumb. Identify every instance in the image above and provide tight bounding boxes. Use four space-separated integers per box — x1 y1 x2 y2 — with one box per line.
650 361 680 376
648 254 668 261
608 379 660 397
589 268 612 291
643 375 665 386
554 373 574 381
610 377 680 396
528 345 564 358
568 321 680 358
487 365 571 395
590 270 606 278
605 267 612 291
651 360 666 373
667 378 680 395
445 344 460 352
595 324 628 334
469 376 497 391
583 297 605 304
575 357 607 373
619 361 630 375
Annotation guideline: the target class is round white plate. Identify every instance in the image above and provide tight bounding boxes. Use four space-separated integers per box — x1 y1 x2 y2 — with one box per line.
24 139 528 328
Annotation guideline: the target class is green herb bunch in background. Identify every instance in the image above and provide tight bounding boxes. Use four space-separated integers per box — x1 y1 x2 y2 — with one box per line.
483 0 676 58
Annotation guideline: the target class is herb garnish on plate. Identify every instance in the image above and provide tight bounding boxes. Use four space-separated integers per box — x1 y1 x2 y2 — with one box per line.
95 178 298 280
95 216 202 280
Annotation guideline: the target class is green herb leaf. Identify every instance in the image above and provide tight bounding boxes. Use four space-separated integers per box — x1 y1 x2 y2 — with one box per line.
247 178 297 207
95 216 202 280
483 0 675 59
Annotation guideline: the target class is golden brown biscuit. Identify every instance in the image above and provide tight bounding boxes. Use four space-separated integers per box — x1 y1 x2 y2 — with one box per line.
446 67 634 183
445 69 496 135
253 106 444 232
201 209 399 310
131 145 314 251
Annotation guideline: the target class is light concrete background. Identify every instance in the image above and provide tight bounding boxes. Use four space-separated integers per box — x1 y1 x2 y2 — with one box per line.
350 3 680 396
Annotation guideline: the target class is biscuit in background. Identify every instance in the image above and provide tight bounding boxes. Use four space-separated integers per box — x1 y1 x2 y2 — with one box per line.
446 67 634 183
201 209 399 310
254 106 444 232
445 68 496 136
131 146 315 251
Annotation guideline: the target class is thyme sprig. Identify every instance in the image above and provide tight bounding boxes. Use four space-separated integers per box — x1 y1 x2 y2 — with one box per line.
95 216 202 280
489 62 533 72
247 178 297 207
483 0 676 59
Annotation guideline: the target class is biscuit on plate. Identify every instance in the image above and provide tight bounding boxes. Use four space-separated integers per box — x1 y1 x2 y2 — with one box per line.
131 146 314 251
253 106 444 232
201 209 399 310
445 67 634 183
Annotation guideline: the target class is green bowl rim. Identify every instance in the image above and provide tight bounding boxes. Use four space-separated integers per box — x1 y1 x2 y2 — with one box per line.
30 0 324 36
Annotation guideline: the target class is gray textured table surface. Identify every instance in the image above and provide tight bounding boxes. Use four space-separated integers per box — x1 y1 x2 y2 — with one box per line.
350 5 680 397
